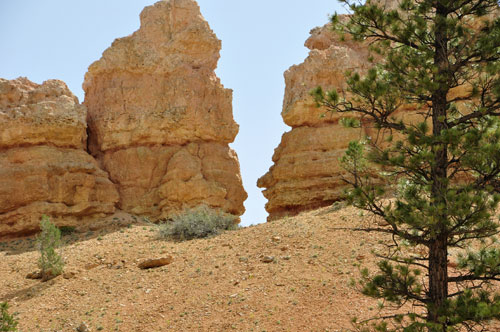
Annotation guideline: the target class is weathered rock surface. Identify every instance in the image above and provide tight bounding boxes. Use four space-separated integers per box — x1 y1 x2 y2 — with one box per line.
0 78 87 149
83 0 246 218
258 22 373 220
0 78 119 237
258 4 498 220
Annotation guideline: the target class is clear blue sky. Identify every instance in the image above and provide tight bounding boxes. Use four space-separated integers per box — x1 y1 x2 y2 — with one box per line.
0 0 345 226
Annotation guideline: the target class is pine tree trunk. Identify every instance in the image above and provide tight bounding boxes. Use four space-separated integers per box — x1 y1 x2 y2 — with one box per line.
428 2 450 331
428 236 448 330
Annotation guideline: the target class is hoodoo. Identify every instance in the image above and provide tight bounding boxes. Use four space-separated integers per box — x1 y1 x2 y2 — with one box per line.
258 22 373 220
258 2 489 221
0 78 119 237
83 0 247 219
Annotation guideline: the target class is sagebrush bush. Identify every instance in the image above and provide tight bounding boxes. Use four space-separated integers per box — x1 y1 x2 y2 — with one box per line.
0 302 18 332
158 205 238 241
37 215 64 281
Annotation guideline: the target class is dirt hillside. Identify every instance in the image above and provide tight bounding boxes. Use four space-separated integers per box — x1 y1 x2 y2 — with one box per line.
1 206 498 332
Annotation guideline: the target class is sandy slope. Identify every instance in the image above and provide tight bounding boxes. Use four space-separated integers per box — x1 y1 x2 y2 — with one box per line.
1 206 498 332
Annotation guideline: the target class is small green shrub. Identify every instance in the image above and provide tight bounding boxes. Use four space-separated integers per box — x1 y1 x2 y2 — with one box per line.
37 215 64 281
58 225 76 236
0 302 18 332
158 205 238 241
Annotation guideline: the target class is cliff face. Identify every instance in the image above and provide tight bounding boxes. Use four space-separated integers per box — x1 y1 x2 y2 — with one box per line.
0 78 119 236
83 0 247 218
258 22 373 220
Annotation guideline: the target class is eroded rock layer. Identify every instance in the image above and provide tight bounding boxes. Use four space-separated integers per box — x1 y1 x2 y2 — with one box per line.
258 5 497 220
83 0 246 218
0 78 119 236
258 22 373 220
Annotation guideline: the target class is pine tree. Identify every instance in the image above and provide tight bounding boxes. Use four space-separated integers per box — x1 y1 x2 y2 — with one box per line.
313 0 500 330
37 215 64 281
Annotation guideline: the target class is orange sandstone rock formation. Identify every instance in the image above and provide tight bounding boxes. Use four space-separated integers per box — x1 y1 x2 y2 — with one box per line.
83 0 247 219
258 22 373 220
257 6 494 221
0 78 119 237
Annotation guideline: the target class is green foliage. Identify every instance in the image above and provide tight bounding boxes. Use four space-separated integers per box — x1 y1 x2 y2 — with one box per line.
0 302 18 332
158 205 238 241
340 117 361 128
37 215 64 281
314 0 500 330
341 141 369 176
58 225 76 236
